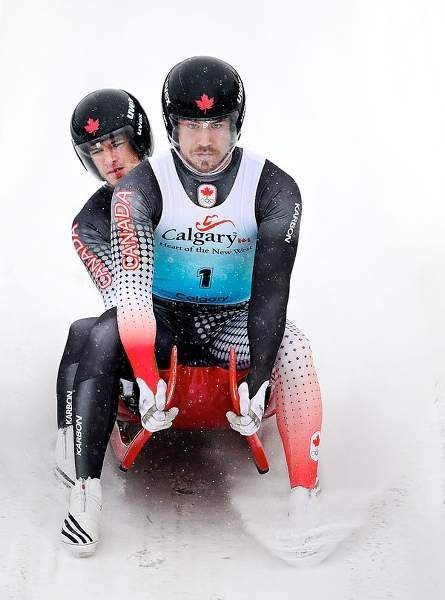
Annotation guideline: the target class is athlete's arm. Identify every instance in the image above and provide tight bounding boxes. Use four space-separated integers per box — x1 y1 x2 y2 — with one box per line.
246 161 302 396
110 163 162 392
72 190 116 309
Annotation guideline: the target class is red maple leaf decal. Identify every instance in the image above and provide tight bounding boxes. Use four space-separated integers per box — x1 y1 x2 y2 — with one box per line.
201 186 214 196
313 435 320 447
84 118 100 134
195 94 214 112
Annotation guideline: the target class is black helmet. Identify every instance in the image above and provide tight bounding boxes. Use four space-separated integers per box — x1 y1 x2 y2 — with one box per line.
71 88 153 180
162 56 245 142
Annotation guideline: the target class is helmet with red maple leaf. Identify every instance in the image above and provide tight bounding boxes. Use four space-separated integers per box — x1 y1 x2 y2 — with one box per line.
162 55 245 149
71 89 153 181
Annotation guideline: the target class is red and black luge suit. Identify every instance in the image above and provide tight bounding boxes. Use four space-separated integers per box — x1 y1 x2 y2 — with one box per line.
69 148 322 489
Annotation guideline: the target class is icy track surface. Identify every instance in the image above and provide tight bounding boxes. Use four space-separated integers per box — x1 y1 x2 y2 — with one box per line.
1 402 444 600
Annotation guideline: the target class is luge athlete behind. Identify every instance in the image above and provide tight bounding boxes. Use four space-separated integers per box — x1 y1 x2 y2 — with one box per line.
55 89 153 489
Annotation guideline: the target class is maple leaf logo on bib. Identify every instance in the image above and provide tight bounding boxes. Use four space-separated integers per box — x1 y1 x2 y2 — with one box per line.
197 184 217 207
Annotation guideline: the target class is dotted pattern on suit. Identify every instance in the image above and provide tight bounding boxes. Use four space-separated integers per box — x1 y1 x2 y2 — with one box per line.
270 320 322 488
111 221 157 358
88 243 116 309
72 226 116 310
201 309 251 369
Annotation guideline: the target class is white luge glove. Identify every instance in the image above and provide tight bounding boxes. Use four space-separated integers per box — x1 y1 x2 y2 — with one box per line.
226 380 269 436
137 378 179 433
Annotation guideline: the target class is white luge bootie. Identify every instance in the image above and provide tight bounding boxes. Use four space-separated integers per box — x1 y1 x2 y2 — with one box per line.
274 482 358 567
61 477 102 557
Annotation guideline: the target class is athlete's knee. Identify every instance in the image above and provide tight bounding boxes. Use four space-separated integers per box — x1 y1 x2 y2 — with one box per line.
88 308 119 348
60 317 97 366
75 309 122 382
67 317 96 343
277 322 312 359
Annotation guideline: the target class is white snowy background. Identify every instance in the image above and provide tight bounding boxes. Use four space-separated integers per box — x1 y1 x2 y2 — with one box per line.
0 0 444 598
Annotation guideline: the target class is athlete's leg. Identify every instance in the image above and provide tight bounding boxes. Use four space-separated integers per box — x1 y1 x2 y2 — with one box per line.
152 297 179 369
56 317 97 429
55 317 98 486
192 303 251 369
73 308 124 479
206 310 322 489
61 306 177 555
270 321 322 489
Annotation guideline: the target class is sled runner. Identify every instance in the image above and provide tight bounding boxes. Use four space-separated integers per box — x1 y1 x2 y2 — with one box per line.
110 347 269 474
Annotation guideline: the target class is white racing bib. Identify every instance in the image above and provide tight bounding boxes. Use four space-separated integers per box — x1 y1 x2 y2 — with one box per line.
150 150 265 305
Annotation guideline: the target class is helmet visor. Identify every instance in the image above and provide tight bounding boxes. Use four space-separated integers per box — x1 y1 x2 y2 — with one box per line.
74 125 140 184
168 111 239 175
75 125 135 158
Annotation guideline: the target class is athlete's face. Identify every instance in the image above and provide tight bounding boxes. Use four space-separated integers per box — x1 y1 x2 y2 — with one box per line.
89 133 140 186
177 118 232 173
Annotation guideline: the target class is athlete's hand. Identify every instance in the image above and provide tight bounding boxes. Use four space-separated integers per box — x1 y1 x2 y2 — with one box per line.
226 381 269 436
137 378 179 433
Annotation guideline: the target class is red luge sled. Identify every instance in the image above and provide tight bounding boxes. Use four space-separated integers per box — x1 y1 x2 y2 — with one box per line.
110 347 269 474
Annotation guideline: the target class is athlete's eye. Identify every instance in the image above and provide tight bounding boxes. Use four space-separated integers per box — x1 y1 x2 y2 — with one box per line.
89 145 103 156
